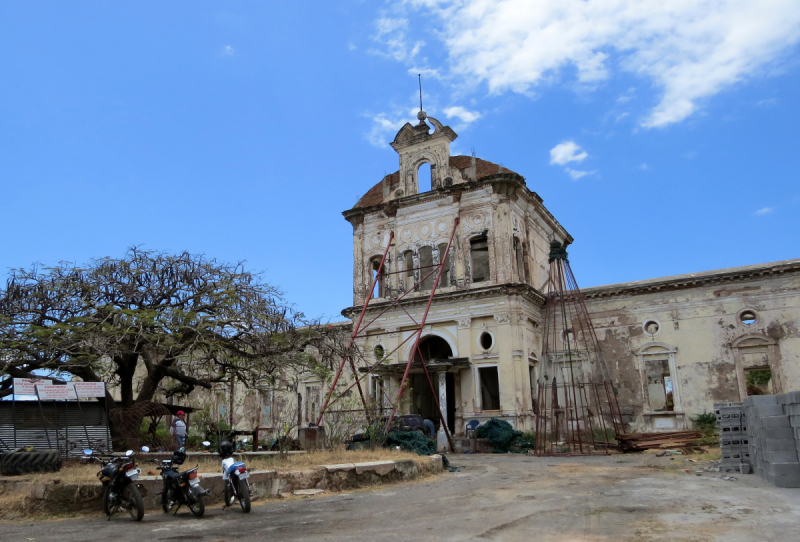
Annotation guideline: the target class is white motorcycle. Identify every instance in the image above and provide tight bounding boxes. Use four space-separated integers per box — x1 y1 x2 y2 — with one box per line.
217 438 251 513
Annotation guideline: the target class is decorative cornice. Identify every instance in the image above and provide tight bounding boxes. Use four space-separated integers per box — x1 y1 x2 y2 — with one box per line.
341 282 546 319
342 176 573 245
582 258 800 301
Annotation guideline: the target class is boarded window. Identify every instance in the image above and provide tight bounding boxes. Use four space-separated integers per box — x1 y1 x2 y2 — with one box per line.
479 367 501 410
404 250 414 285
514 237 526 283
471 237 490 282
419 246 434 290
437 243 451 287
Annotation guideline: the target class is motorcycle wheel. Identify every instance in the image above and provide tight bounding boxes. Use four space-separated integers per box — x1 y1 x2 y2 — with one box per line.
238 480 251 513
161 485 175 514
224 481 235 507
188 493 205 518
102 484 114 516
123 484 145 522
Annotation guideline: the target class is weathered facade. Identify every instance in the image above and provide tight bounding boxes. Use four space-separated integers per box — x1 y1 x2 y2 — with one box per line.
583 260 800 432
341 110 800 438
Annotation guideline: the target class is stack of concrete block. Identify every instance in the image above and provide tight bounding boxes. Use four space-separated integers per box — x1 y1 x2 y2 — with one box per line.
714 402 750 474
742 392 800 488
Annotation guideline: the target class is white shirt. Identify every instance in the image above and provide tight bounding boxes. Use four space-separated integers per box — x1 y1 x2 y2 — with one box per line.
171 418 187 437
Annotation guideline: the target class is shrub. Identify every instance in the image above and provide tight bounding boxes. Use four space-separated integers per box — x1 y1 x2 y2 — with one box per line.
476 419 522 453
691 412 717 435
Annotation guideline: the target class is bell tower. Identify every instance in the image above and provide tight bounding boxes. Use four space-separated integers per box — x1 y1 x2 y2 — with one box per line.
389 110 458 199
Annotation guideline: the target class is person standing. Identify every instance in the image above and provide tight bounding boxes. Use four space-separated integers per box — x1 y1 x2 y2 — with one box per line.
170 410 188 446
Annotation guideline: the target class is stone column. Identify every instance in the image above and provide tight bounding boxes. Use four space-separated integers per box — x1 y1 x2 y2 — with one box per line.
437 372 450 452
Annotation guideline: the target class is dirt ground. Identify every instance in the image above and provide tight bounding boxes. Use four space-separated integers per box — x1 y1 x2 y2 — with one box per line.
3 453 800 541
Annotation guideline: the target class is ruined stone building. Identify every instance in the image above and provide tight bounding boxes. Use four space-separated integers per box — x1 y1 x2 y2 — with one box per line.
335 109 800 436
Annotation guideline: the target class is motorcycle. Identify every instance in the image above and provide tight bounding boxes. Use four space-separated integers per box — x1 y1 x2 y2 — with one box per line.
217 438 251 513
82 447 148 521
156 445 211 517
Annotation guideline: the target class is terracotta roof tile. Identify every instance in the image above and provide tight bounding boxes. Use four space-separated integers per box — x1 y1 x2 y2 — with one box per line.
352 156 519 209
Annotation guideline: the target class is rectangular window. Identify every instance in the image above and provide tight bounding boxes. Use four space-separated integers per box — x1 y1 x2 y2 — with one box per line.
644 359 673 412
745 366 773 396
305 385 320 424
471 237 490 282
479 366 501 411
437 243 451 287
370 376 384 407
419 246 434 290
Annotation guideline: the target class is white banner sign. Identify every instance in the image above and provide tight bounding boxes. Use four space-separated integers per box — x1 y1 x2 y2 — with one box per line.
35 384 75 401
13 378 53 396
73 382 106 398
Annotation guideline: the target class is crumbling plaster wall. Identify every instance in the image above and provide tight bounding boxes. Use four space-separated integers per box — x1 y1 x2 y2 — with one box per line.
582 269 800 431
352 291 543 434
349 184 568 307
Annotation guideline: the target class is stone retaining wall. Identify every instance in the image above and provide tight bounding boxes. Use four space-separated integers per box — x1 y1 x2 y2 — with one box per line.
8 455 442 515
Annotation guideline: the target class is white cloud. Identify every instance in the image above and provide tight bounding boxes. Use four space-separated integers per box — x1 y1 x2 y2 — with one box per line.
372 17 424 62
443 106 481 125
222 45 235 56
348 43 357 51
366 112 407 148
403 1 800 128
639 163 648 170
550 141 588 165
566 168 593 180
409 67 442 79
754 206 774 215
757 98 778 106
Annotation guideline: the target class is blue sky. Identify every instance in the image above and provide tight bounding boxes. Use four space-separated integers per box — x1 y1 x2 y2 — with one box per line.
1 1 799 322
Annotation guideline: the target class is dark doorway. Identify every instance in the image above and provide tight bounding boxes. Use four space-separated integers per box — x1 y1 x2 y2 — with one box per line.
413 335 452 363
410 335 456 431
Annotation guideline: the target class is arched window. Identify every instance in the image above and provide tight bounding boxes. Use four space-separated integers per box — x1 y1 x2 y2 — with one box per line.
370 257 386 299
418 246 434 290
417 162 432 193
437 243 451 287
403 250 414 289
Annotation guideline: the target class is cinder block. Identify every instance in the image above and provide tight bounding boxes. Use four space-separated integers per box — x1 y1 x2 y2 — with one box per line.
741 463 753 474
769 463 800 477
770 474 800 488
784 391 800 403
752 404 785 417
765 450 800 463
763 427 794 439
761 416 791 428
747 395 779 406
764 439 796 451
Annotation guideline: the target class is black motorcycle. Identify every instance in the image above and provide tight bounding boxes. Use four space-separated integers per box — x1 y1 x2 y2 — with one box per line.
156 446 210 517
82 447 147 521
